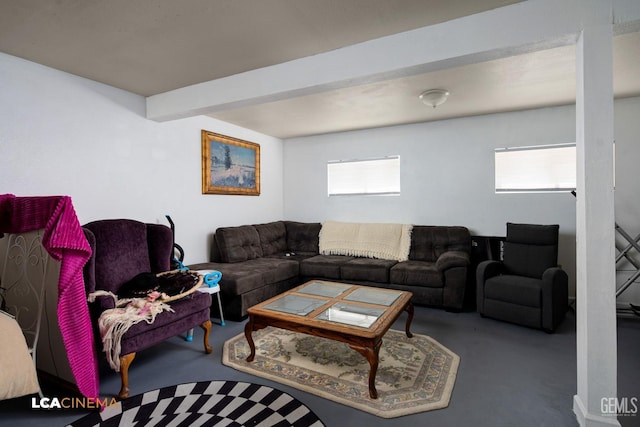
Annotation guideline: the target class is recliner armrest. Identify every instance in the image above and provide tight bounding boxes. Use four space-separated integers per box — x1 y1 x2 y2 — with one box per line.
541 267 569 332
541 267 569 300
476 259 503 283
542 267 567 285
435 250 470 272
476 259 504 314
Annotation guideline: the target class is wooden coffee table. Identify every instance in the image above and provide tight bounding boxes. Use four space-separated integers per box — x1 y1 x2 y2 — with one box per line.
244 280 414 399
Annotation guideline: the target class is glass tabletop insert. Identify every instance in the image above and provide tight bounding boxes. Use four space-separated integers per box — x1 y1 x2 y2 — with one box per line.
297 281 352 298
263 295 328 316
315 302 386 328
343 287 402 306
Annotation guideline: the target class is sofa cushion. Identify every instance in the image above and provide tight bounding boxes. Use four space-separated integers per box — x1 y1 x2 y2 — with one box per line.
503 242 557 278
300 255 355 279
285 221 321 254
502 223 558 278
212 265 265 296
120 291 212 354
197 258 299 296
484 274 542 308
252 257 299 285
340 258 397 283
254 221 287 256
84 220 152 294
409 226 470 262
390 260 443 288
216 225 263 263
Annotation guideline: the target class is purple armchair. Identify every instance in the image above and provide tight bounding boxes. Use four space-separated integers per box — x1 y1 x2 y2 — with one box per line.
82 219 212 399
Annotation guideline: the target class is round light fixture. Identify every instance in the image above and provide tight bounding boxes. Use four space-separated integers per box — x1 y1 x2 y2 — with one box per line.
419 89 450 108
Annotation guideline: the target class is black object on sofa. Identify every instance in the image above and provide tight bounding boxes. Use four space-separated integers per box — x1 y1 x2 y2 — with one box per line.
189 221 471 321
476 222 569 332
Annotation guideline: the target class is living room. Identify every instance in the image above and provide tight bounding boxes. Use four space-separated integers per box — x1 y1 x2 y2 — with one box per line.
1 1 639 426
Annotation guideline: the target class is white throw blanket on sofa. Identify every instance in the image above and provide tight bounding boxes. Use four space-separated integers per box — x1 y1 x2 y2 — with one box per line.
319 221 413 261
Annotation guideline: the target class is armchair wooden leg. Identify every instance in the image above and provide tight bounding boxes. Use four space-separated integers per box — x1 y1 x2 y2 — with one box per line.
118 352 136 400
201 319 213 354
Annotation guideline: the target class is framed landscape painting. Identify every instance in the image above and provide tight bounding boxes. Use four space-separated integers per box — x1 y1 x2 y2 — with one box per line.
201 130 260 195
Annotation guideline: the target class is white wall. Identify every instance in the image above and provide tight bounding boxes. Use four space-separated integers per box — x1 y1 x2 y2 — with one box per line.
0 52 285 264
283 98 640 299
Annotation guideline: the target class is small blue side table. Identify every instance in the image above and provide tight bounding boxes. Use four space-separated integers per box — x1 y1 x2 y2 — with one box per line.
186 270 225 342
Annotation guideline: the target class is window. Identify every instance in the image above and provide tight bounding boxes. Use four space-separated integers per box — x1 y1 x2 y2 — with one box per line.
327 156 400 196
495 144 576 193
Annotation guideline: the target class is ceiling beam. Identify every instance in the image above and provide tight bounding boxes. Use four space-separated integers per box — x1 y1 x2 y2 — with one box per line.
146 0 640 122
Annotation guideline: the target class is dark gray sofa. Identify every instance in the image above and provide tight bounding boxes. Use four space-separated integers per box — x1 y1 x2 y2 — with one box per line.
189 220 471 320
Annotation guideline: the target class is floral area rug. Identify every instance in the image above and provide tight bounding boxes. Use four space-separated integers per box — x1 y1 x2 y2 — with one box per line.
223 327 459 418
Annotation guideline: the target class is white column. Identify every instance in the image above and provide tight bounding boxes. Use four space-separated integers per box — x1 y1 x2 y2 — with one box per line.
573 3 619 427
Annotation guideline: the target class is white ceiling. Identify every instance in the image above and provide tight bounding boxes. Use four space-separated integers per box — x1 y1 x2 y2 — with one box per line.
1 0 639 139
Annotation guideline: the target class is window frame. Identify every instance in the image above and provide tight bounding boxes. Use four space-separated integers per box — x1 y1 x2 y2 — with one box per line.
494 143 576 193
327 155 401 197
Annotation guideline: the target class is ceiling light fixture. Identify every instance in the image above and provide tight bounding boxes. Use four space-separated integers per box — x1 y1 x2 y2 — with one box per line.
419 89 450 108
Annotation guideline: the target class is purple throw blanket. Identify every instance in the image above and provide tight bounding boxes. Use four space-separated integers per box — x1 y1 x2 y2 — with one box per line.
0 194 98 399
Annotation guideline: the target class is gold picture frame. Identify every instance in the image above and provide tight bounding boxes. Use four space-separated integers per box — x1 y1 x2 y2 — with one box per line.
201 130 260 195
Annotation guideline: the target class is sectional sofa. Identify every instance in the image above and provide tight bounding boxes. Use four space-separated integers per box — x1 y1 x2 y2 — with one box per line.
189 221 471 321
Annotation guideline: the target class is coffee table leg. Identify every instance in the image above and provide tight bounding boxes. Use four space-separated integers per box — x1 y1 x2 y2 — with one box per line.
244 316 256 362
405 302 414 338
350 339 382 399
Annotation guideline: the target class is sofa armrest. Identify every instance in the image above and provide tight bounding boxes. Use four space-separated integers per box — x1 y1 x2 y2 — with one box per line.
87 293 116 312
437 251 470 311
96 295 116 312
435 250 470 272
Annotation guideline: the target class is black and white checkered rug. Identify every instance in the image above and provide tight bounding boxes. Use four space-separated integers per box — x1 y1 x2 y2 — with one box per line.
67 381 325 427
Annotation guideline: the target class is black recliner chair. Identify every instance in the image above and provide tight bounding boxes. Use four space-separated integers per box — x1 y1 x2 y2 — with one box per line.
476 223 568 332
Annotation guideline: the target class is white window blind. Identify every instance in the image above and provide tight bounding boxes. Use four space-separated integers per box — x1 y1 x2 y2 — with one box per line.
495 144 576 193
327 156 400 196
